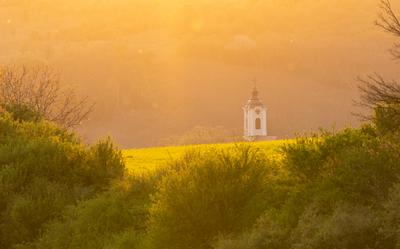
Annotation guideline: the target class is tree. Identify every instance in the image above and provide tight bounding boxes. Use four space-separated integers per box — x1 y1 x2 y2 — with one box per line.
376 0 400 60
357 1 400 130
0 64 93 128
357 75 400 124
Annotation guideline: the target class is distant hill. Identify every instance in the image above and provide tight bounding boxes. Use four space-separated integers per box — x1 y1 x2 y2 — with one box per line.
0 0 398 147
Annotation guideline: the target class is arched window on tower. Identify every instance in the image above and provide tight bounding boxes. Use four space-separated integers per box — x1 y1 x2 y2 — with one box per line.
255 118 261 130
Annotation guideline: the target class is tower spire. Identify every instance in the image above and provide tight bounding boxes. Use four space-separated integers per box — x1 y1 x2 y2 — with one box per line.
251 78 259 100
253 77 257 88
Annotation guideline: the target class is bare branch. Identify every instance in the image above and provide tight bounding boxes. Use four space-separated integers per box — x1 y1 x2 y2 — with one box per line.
376 0 400 60
0 64 93 129
356 74 400 120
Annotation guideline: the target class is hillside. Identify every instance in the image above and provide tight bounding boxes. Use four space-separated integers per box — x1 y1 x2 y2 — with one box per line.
1 0 396 147
123 140 287 173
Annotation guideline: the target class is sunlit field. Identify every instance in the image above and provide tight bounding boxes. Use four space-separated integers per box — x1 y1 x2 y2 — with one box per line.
123 140 288 174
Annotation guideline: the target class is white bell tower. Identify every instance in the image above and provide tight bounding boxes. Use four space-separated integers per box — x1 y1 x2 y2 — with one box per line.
243 86 267 141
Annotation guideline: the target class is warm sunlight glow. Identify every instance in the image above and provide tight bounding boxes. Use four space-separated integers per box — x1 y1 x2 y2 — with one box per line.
0 0 393 147
3 1 400 249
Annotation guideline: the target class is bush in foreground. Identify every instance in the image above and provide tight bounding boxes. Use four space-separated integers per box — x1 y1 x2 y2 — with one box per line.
27 175 154 249
0 113 124 249
214 123 400 249
145 146 276 249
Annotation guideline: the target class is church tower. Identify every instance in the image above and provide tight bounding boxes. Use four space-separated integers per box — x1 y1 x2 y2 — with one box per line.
243 86 267 141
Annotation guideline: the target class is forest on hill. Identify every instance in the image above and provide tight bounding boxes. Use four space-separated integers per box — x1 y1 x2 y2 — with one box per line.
0 0 396 147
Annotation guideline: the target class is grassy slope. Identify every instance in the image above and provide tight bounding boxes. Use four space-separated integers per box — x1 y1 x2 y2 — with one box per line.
123 140 288 174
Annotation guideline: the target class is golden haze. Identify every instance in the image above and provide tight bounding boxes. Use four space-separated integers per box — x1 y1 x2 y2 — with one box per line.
0 0 397 147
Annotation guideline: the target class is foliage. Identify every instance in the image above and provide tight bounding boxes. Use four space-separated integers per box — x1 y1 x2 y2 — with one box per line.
0 113 124 249
26 176 152 249
4 106 400 249
213 122 400 249
3 91 400 249
374 104 400 133
290 203 380 249
214 213 289 249
2 103 43 123
4 113 400 249
380 184 400 248
145 146 274 249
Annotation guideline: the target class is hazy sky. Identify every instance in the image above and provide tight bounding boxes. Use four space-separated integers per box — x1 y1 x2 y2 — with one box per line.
1 0 399 147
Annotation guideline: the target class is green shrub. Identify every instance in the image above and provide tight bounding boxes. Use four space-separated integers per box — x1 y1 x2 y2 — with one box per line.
281 128 374 183
214 213 290 249
374 105 400 134
28 174 154 249
0 114 125 248
379 184 400 248
215 126 400 249
1 178 73 247
291 203 380 249
215 203 382 249
146 145 272 249
1 103 43 123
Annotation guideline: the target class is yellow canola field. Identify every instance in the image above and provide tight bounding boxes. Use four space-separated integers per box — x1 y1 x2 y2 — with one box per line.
123 140 288 174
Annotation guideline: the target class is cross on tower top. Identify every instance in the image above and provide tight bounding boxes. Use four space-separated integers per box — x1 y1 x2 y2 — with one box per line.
252 77 257 88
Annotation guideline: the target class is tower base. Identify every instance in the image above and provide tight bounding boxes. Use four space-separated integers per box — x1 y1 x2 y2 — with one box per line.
244 135 278 142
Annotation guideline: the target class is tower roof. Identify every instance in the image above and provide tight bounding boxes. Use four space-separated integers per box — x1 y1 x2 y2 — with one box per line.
251 87 259 100
244 86 264 108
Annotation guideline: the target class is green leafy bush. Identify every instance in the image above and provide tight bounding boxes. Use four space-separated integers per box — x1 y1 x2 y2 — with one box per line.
291 203 380 249
379 184 400 248
146 145 272 249
0 114 124 248
25 173 156 249
1 103 43 123
374 105 400 133
215 126 400 249
214 213 289 249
